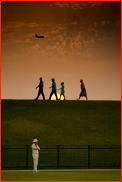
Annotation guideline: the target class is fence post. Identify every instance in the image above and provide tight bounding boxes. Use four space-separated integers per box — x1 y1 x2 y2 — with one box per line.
88 145 90 169
120 145 121 169
57 145 59 169
26 145 28 169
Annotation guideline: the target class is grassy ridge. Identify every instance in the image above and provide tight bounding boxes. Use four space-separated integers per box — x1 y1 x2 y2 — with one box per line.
1 100 121 169
1 100 121 146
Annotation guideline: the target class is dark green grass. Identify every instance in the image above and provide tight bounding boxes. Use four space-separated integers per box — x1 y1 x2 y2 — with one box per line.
1 100 121 146
1 100 121 169
1 171 121 181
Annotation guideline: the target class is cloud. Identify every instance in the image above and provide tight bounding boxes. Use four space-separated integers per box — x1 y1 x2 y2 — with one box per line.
27 23 39 27
38 50 48 56
48 37 57 41
11 39 23 43
62 2 70 7
88 27 98 36
70 21 77 25
88 1 107 7
100 20 110 26
24 39 32 43
70 2 88 10
2 22 25 32
49 4 53 7
83 38 95 48
94 22 98 27
2 37 32 44
48 24 66 34
74 41 82 50
20 44 40 52
55 2 65 8
53 1 88 10
26 33 35 37
94 21 110 27
58 35 63 42
11 38 32 44
88 1 97 7
73 32 84 50
70 2 82 10
115 20 121 27
90 38 95 46
47 42 59 50
88 28 95 32
3 32 15 37
83 40 90 47
51 29 59 34
98 37 113 41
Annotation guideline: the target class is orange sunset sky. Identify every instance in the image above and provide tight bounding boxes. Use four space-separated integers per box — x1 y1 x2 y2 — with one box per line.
1 1 121 100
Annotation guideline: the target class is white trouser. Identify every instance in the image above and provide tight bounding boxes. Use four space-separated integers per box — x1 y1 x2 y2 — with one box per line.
32 154 39 172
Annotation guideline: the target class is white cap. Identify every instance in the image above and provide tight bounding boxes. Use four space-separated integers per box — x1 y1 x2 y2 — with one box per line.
32 139 38 143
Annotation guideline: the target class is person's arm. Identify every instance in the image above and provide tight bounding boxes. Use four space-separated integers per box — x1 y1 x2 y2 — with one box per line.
58 88 61 90
36 84 40 89
37 145 40 151
49 83 53 89
35 143 40 151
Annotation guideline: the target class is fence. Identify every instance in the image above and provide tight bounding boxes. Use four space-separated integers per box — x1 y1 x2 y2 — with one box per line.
1 145 121 169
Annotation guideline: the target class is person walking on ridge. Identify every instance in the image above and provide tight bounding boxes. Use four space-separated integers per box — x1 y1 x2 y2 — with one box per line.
35 77 45 100
77 79 88 101
48 78 58 100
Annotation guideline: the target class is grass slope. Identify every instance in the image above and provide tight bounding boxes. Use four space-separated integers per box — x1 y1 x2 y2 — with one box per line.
1 100 120 146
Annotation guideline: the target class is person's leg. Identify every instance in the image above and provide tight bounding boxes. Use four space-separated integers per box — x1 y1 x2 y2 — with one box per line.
35 155 38 172
33 155 37 172
63 94 66 100
59 93 62 100
85 92 88 100
49 91 53 100
79 92 82 100
35 90 41 100
83 89 88 100
41 89 45 100
54 90 58 100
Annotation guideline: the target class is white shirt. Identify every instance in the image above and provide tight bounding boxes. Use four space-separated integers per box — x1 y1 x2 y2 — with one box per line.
31 143 40 155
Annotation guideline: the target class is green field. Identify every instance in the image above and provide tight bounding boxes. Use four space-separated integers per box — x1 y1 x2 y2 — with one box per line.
1 100 121 170
1 170 121 181
1 100 121 146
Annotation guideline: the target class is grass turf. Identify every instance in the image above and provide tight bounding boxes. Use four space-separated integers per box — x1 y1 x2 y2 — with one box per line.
1 170 121 181
1 100 121 146
1 100 121 169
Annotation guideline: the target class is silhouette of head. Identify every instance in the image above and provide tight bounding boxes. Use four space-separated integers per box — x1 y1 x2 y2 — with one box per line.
51 78 55 82
61 82 64 85
80 79 83 83
40 77 42 81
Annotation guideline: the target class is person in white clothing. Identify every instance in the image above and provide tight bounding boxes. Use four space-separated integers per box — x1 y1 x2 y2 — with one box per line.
31 139 40 173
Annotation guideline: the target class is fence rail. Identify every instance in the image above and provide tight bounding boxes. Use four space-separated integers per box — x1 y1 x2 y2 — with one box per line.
1 145 121 169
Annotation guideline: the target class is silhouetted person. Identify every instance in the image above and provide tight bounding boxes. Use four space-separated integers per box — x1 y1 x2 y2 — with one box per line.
35 34 44 38
77 79 88 101
58 82 66 100
35 77 45 100
48 78 58 100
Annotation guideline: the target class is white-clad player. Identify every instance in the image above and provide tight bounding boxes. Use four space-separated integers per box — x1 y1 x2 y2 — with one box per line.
31 139 40 173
